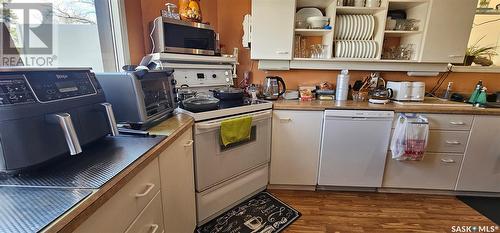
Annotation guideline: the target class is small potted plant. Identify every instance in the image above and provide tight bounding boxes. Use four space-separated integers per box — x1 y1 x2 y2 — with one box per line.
479 0 491 9
464 35 498 66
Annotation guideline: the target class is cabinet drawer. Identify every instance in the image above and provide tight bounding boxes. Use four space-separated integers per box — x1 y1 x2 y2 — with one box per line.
383 153 463 190
426 114 473 131
393 114 473 131
125 191 164 233
427 131 469 153
74 159 161 233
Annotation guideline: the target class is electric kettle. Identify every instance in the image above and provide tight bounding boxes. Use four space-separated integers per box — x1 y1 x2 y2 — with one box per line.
262 76 286 100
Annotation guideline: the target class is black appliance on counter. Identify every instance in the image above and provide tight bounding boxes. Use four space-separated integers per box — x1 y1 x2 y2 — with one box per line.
95 69 177 130
0 67 119 172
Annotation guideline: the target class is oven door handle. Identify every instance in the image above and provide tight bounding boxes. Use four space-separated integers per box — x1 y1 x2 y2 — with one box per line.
196 110 271 130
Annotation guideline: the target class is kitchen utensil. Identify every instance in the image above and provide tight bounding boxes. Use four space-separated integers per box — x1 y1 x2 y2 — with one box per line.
369 87 393 100
178 84 197 101
210 87 244 100
262 76 286 100
296 8 323 22
307 16 330 29
182 94 220 112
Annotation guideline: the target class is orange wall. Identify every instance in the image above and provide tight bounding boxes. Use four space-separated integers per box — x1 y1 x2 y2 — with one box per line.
125 0 500 94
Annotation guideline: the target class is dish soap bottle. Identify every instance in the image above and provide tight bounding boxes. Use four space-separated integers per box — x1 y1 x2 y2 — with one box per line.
468 80 483 104
475 87 488 107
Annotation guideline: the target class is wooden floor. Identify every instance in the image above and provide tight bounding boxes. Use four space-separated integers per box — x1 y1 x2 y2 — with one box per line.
269 190 497 233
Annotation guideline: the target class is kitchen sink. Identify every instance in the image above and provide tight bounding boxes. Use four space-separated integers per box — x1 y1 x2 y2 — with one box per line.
393 97 472 107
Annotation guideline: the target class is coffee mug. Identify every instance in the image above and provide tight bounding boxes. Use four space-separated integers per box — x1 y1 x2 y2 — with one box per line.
365 0 380 7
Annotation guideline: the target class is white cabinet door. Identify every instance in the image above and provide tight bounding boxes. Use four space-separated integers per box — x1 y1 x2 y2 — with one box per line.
270 110 323 185
420 0 477 63
456 116 500 192
383 153 463 190
159 128 196 233
251 0 295 60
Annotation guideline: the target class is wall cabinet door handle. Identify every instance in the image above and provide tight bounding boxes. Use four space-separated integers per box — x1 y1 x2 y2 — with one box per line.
135 183 155 198
184 140 194 147
279 118 292 122
448 55 464 58
441 158 456 163
449 121 465 125
276 51 289 55
445 140 461 145
149 224 159 233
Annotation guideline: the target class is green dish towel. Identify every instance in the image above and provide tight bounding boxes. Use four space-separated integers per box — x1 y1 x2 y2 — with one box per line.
220 116 253 146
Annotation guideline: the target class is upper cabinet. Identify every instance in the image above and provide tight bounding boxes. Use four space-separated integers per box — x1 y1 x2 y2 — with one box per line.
250 0 478 70
420 0 478 63
251 0 296 60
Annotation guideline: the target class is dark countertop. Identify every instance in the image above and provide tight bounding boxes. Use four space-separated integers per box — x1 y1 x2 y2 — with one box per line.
0 113 195 233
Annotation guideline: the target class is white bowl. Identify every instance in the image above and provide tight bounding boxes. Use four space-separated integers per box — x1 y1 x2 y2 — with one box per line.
307 16 329 29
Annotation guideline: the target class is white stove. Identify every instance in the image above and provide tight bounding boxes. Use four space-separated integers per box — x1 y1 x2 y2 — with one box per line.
177 99 272 121
153 53 272 225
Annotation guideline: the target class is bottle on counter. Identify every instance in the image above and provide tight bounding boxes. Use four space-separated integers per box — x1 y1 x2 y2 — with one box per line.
468 80 483 104
336 69 350 101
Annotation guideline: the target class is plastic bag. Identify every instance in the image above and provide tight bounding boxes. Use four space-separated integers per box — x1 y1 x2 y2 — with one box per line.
390 113 429 161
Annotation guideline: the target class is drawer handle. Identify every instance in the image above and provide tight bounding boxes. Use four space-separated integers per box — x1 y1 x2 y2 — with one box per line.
150 224 159 233
184 140 194 147
441 158 456 163
449 121 465 125
279 118 292 122
135 183 155 198
445 140 461 145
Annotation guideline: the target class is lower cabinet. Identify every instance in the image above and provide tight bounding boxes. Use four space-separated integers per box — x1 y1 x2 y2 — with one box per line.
158 128 197 233
270 110 323 186
75 128 197 233
125 191 165 233
74 158 161 233
382 153 463 190
456 116 500 193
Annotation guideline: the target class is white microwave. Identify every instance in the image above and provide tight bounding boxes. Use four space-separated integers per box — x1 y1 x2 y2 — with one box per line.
150 17 220 56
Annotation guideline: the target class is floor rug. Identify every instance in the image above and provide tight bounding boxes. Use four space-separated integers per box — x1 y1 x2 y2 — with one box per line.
458 196 500 225
196 191 301 233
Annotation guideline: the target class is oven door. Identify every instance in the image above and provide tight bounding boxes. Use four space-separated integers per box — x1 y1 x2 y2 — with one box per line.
194 110 272 191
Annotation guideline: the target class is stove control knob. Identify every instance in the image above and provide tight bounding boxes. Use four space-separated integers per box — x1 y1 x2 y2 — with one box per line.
224 71 229 76
212 74 217 78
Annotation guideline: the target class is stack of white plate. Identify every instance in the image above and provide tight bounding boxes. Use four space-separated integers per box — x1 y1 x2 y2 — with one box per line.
334 40 378 58
335 14 375 40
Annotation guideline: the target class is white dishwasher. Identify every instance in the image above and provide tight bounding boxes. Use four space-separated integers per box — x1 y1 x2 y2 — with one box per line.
318 110 394 187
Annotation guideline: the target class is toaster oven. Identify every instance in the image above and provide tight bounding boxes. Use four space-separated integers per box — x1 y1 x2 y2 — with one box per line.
95 69 177 129
150 17 220 55
0 67 119 172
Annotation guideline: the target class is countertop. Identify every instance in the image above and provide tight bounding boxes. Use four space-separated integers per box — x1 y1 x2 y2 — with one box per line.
0 113 194 233
273 99 500 115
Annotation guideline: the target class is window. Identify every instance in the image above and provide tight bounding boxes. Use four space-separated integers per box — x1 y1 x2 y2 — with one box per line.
466 0 500 67
0 0 129 72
